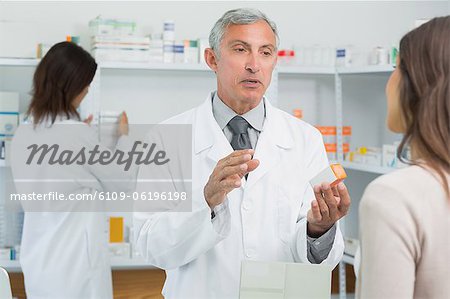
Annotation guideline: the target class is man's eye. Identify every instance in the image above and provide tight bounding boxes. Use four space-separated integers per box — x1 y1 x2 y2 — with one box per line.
263 51 272 56
234 48 245 52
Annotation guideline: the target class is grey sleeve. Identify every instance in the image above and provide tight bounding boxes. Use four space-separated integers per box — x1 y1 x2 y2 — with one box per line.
307 224 337 263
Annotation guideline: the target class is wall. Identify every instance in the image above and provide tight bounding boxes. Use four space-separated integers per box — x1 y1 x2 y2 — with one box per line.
0 0 448 244
0 1 447 57
0 1 446 124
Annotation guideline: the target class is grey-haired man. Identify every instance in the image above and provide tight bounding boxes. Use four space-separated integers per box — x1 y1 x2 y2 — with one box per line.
135 8 350 298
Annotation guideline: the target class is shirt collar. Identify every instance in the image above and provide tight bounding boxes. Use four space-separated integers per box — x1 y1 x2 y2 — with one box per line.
212 92 265 132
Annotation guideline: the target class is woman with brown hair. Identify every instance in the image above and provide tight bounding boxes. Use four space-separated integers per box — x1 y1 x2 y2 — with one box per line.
357 16 450 298
11 41 132 298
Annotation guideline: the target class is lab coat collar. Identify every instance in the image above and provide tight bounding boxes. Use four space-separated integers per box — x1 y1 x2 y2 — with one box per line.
245 96 294 190
194 93 293 154
194 92 231 157
194 93 294 189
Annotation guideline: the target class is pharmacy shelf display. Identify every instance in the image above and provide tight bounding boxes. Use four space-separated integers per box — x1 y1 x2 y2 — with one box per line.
0 58 393 74
0 257 157 273
0 58 393 293
274 64 394 299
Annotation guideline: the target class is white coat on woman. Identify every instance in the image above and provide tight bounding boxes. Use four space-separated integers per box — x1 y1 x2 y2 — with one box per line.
11 117 135 299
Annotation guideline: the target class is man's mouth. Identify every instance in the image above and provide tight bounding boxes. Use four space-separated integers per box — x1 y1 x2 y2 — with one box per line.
241 79 261 86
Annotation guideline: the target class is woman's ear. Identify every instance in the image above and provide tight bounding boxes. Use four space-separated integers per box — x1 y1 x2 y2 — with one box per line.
204 48 218 72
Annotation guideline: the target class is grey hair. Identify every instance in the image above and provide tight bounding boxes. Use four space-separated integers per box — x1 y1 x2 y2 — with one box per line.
209 8 279 57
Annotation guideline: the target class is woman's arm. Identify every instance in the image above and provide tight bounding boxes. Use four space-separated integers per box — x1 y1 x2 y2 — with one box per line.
357 180 419 299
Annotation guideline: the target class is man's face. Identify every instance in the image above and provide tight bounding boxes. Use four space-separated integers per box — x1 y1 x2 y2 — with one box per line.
211 21 277 112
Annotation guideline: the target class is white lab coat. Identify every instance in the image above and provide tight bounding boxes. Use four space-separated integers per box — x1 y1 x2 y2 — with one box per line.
11 118 134 299
134 94 344 299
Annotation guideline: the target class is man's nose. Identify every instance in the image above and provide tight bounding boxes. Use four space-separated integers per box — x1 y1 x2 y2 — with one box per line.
245 53 261 73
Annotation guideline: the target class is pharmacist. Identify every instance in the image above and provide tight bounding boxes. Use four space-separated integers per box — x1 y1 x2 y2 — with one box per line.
134 8 350 298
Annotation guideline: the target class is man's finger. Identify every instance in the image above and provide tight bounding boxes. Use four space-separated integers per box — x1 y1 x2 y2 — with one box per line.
228 149 254 159
313 185 329 219
322 182 339 219
244 159 260 173
219 176 242 193
337 182 351 215
331 185 339 198
311 200 322 222
218 163 248 181
220 151 253 167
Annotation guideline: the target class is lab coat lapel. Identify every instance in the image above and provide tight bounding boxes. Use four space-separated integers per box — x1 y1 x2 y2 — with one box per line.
194 94 233 164
245 99 293 191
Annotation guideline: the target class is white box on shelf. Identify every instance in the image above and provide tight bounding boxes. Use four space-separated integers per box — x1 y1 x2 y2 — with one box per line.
382 144 397 167
91 35 149 45
92 48 149 62
0 248 11 260
109 242 131 258
364 152 382 166
335 46 352 67
344 237 359 257
4 140 12 166
0 92 20 140
0 92 19 111
0 114 18 139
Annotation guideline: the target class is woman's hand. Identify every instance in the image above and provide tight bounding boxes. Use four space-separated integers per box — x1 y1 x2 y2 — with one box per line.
118 111 129 136
83 114 93 125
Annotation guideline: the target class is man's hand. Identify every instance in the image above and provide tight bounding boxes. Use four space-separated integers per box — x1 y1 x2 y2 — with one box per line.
204 149 259 210
307 182 351 237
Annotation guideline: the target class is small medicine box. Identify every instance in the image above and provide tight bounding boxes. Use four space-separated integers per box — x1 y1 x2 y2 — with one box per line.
310 163 347 187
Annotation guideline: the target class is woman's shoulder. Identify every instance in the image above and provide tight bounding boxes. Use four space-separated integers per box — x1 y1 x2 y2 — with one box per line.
369 165 441 190
361 165 446 212
361 165 446 211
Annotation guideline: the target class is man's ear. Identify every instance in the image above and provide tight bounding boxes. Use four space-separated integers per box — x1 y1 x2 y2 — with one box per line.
204 48 218 72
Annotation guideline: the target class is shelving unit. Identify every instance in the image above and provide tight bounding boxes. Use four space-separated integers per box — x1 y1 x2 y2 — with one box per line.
1 58 394 296
0 257 157 273
342 254 355 265
342 161 396 175
336 65 394 74
334 67 390 299
0 58 40 67
0 57 393 74
99 61 211 71
278 65 335 75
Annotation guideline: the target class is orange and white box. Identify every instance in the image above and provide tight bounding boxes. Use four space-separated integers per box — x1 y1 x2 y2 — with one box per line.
310 163 347 187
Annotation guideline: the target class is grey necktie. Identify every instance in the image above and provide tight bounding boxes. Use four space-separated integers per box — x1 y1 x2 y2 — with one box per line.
228 116 252 150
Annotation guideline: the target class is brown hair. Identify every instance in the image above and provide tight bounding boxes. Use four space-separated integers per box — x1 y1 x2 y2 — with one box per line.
28 41 97 125
397 15 450 197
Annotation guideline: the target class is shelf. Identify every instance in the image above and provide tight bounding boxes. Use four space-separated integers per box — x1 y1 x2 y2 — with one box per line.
336 65 394 74
341 161 396 175
278 65 335 75
278 64 393 75
0 58 394 74
0 257 157 273
0 58 212 72
0 57 40 67
110 256 157 270
0 260 21 272
98 61 212 72
342 254 355 265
